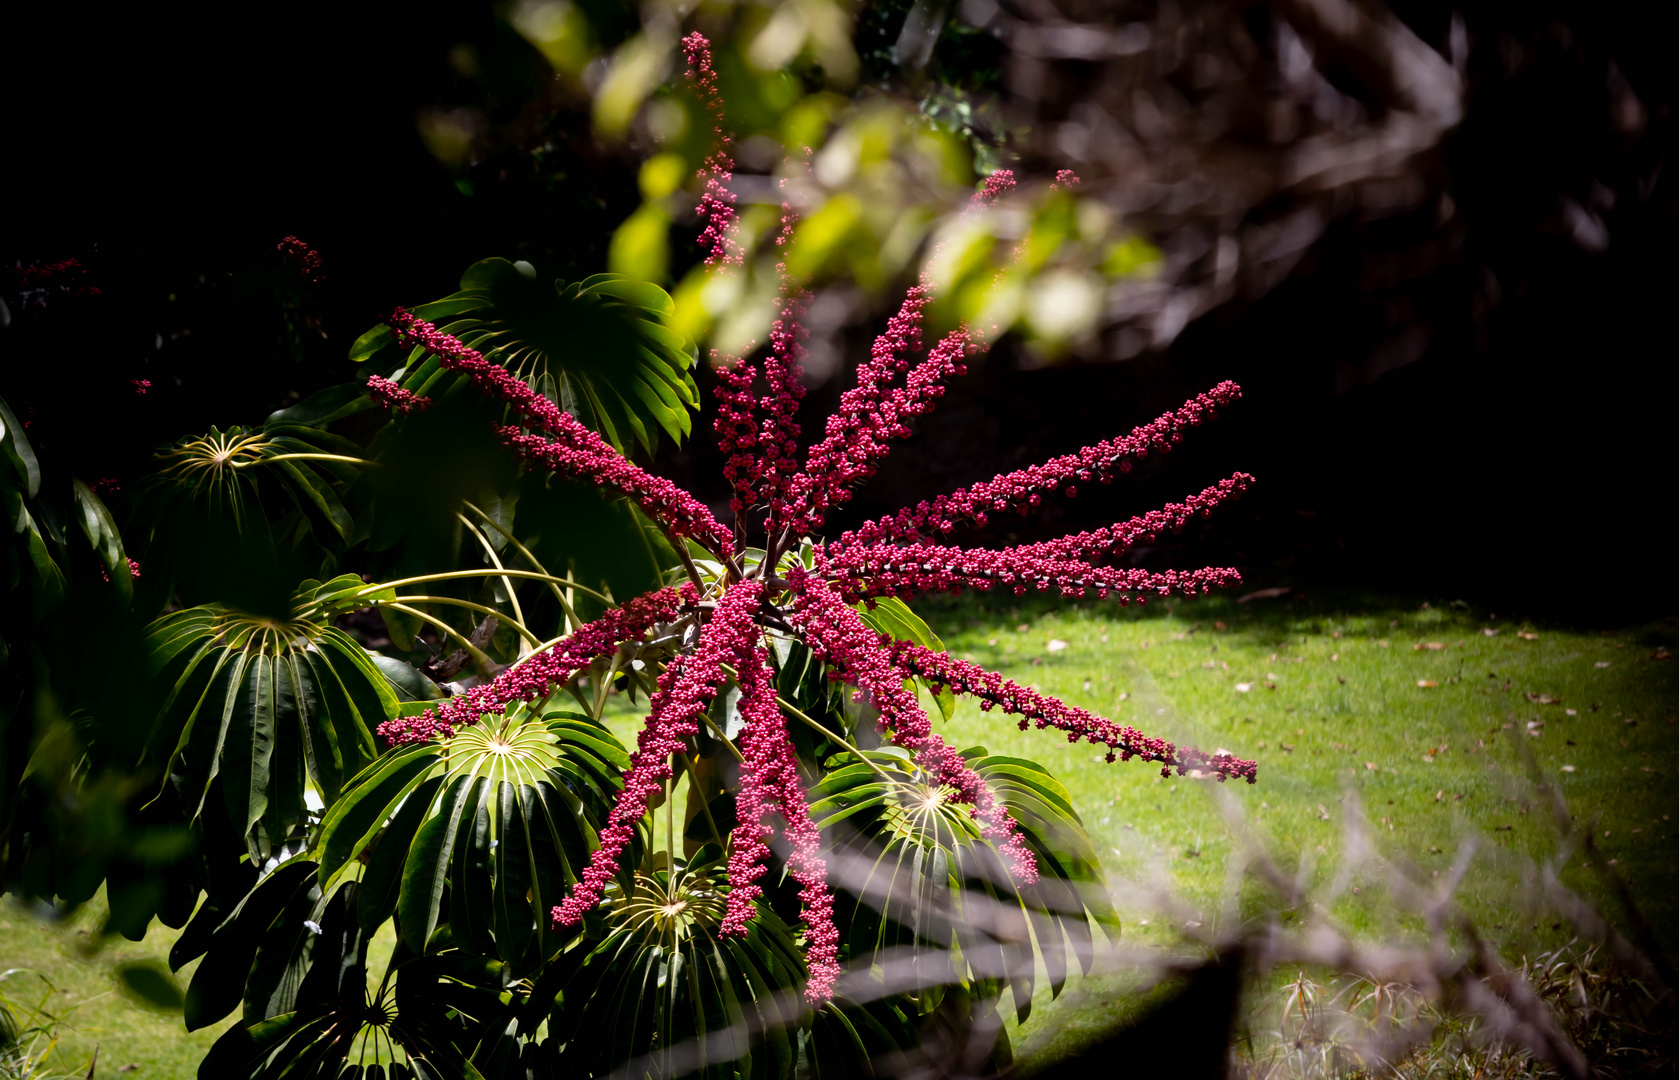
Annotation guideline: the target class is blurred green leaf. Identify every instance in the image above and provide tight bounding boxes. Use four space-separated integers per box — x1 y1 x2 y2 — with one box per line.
116 960 185 1012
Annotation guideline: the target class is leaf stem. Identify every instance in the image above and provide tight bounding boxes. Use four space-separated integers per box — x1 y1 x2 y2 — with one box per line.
462 500 581 632
383 596 541 648
381 602 497 673
454 513 530 641
358 569 612 606
231 452 376 468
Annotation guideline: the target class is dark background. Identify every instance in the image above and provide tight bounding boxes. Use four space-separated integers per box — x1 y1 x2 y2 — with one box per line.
4 0 1672 625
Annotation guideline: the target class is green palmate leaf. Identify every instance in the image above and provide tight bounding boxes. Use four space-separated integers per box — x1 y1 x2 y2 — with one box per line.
529 845 810 1079
314 704 629 967
194 865 493 1079
265 382 378 429
143 580 397 861
70 479 131 603
141 425 372 605
0 394 41 499
808 746 1114 1022
367 259 699 456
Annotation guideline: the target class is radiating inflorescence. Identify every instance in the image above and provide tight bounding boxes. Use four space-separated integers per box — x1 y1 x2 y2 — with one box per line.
369 34 1257 1005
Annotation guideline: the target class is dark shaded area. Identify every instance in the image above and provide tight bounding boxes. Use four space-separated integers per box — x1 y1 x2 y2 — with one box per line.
4 0 1673 625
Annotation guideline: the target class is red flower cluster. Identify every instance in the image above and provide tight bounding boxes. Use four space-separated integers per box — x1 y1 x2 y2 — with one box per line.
376 586 683 746
837 380 1244 549
365 375 428 415
682 33 741 267
277 236 323 282
888 641 1257 782
722 628 840 999
552 580 771 926
825 542 1242 602
371 34 1258 1006
100 557 142 584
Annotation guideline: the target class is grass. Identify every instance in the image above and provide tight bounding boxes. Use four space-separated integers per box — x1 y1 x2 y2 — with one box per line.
3 593 1672 1076
0 890 233 1078
908 589 1679 1063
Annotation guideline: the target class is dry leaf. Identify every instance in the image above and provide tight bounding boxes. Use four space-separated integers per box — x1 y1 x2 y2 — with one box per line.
1654 648 1673 661
1214 620 1228 630
1238 586 1293 603
1562 764 1577 772
1414 641 1447 651
1364 761 1379 771
1317 804 1331 820
1483 628 1501 636
1235 682 1252 693
1417 679 1439 688
1595 661 1612 668
1435 790 1446 801
1525 692 1561 704
1046 639 1069 652
1518 631 1539 640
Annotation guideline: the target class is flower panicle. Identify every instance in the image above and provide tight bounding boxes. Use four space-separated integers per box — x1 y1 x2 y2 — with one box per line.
683 34 742 267
713 351 763 518
784 568 1038 884
376 586 683 747
888 641 1258 783
788 322 977 532
386 309 733 555
828 542 1242 603
1011 473 1254 564
839 380 1244 549
365 375 429 415
553 579 767 928
721 644 840 1003
758 200 809 521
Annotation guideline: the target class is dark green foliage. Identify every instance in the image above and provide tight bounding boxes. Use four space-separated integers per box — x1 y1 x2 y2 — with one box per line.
351 260 699 456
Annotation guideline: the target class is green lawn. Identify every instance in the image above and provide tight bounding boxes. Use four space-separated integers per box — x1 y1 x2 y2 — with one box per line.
0 890 232 1078
909 590 1678 1062
4 592 1672 1076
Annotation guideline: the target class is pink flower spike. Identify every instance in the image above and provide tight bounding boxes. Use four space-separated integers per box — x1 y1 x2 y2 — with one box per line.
377 586 684 747
888 642 1258 783
683 33 742 267
721 642 841 1003
366 375 429 415
840 381 1244 549
553 579 767 927
785 568 1038 884
386 309 734 556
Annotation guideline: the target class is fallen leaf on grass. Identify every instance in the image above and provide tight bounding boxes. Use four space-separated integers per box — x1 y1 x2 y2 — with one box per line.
1518 631 1538 640
1364 761 1379 771
1238 586 1293 603
1595 661 1612 668
1046 639 1069 652
1526 692 1561 704
1566 708 1578 716
1417 679 1439 688
1280 743 1296 752
1435 790 1445 801
1562 765 1577 772
1655 648 1673 661
1483 628 1501 636
1235 682 1252 693
1214 620 1228 630
1414 641 1447 651
1428 845 1442 854
1317 804 1331 820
